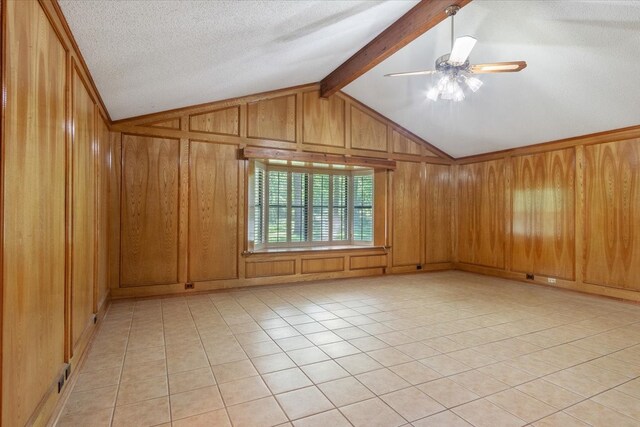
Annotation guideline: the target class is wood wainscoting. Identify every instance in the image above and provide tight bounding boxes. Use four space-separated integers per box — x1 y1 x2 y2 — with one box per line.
454 128 640 302
109 84 454 298
1 1 112 426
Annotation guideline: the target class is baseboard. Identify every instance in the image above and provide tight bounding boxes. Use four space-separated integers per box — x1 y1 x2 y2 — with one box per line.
455 262 640 304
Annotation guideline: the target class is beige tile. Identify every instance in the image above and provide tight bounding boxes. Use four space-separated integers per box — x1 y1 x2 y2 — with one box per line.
252 352 296 374
276 386 334 420
449 369 510 397
335 353 383 375
170 385 224 420
592 389 640 421
419 355 471 376
169 367 216 394
301 360 350 384
227 396 288 427
356 368 410 395
417 378 479 408
544 369 609 397
292 409 351 427
617 377 640 399
73 366 121 392
318 341 361 358
56 407 113 427
333 326 369 340
172 408 231 427
318 377 374 406
306 331 343 345
120 359 167 383
116 375 168 405
380 387 444 421
340 397 405 427
394 342 439 359
478 362 537 386
532 412 591 427
242 340 282 358
212 359 258 383
262 367 313 394
487 389 555 422
276 335 314 351
112 396 170 427
350 336 389 352
412 410 472 427
287 346 330 366
124 345 166 366
219 374 271 406
565 400 639 427
63 385 118 415
367 348 413 367
516 379 583 409
453 399 525 427
389 361 441 385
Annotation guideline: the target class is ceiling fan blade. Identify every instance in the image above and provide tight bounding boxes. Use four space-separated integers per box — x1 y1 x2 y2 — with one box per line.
470 61 527 73
449 36 477 65
384 70 437 77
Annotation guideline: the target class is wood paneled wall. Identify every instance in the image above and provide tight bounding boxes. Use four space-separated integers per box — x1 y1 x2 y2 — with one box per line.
110 85 453 297
1 1 113 425
455 134 640 301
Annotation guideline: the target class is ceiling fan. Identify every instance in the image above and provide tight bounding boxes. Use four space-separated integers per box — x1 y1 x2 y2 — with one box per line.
385 5 527 101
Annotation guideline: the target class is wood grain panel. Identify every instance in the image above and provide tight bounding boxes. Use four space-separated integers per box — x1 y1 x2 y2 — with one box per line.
247 95 296 142
511 149 575 280
350 106 387 152
457 160 506 269
189 142 239 281
584 140 640 289
301 257 345 274
95 116 111 310
350 255 387 270
121 135 180 285
302 91 345 147
189 106 239 136
144 118 181 130
425 164 452 263
2 2 67 425
246 260 295 278
392 129 428 157
108 133 122 291
392 161 423 266
71 69 96 352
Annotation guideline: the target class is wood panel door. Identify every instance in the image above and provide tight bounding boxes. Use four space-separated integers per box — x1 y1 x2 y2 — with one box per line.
71 69 96 351
392 161 423 267
96 116 111 310
189 142 239 282
457 160 506 269
584 140 640 289
425 164 452 264
511 150 575 279
121 135 180 285
2 2 67 425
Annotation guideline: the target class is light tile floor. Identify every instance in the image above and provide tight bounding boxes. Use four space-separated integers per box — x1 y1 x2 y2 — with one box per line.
54 271 640 427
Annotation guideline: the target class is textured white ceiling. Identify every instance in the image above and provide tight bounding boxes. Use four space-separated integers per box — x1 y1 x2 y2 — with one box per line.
58 0 419 120
344 0 640 157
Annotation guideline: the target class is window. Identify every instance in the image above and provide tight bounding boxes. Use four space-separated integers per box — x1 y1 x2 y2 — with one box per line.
251 161 374 249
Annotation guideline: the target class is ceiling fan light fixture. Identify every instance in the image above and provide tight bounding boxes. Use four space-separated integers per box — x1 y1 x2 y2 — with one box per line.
464 75 483 92
426 86 440 101
449 36 477 65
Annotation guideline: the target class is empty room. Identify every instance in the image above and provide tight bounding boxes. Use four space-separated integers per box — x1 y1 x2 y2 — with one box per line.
2 0 640 426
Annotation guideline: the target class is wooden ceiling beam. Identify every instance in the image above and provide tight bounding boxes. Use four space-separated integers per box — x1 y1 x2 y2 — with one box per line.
319 0 472 98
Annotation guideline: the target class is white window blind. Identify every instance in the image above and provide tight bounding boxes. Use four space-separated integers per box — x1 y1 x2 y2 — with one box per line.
252 162 374 249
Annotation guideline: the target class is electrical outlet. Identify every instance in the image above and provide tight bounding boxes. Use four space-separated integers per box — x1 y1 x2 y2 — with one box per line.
416 265 422 270
526 273 534 280
185 282 194 290
548 277 557 284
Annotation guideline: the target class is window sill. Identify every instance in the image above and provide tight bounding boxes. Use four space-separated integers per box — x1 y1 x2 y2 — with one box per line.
243 245 389 257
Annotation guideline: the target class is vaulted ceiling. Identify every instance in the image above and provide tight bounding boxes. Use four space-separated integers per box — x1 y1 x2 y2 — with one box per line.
59 0 640 157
